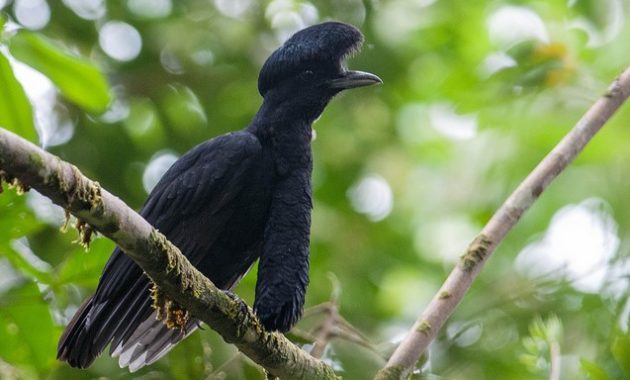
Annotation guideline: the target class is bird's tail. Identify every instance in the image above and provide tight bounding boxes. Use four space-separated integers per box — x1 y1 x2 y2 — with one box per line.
57 292 200 371
57 295 102 368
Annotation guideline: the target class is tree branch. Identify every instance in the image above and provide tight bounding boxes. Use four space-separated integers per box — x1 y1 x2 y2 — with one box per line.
309 301 339 359
549 341 561 380
0 128 338 380
375 66 630 380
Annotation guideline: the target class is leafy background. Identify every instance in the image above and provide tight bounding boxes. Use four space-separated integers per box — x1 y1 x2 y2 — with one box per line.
1 0 630 379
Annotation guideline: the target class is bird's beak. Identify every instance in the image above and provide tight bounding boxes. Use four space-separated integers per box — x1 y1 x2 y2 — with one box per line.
327 70 383 90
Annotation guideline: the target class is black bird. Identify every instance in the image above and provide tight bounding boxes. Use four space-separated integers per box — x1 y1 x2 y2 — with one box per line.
57 21 381 371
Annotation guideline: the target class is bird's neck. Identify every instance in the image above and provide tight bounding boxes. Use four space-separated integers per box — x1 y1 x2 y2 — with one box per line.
249 98 314 176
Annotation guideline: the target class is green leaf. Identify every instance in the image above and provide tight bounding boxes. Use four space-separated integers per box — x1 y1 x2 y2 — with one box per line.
0 282 57 373
9 30 111 114
0 190 44 255
55 237 113 287
3 243 54 285
0 51 37 142
580 359 613 380
611 335 630 376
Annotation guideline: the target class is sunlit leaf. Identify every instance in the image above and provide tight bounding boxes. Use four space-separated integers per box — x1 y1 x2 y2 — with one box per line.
0 190 44 255
0 51 37 142
0 282 57 373
580 359 613 380
611 334 630 376
9 30 111 114
161 84 207 131
55 237 112 287
3 243 54 285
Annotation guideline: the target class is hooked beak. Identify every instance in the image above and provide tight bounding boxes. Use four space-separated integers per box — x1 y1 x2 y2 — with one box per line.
327 70 383 90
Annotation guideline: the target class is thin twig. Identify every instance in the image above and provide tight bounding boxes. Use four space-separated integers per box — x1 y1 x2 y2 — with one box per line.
310 302 339 359
334 315 378 353
549 341 561 380
304 301 379 357
302 303 335 319
291 327 318 342
333 327 378 353
375 67 630 380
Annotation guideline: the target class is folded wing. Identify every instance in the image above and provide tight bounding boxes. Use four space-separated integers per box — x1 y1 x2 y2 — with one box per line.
57 131 263 370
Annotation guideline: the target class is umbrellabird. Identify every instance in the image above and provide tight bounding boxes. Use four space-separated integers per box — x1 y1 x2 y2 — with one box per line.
57 21 381 371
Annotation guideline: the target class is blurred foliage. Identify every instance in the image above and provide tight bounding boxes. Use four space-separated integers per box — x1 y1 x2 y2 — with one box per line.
0 41 35 142
9 30 111 113
1 0 630 379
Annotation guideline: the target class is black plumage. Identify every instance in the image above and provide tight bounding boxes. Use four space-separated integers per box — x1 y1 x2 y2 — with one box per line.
57 21 381 371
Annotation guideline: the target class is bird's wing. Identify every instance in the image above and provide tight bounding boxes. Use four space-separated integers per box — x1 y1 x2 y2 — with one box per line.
254 170 312 332
57 131 262 369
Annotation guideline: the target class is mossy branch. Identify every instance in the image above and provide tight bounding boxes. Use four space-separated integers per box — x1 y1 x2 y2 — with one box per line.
0 128 338 380
375 66 630 380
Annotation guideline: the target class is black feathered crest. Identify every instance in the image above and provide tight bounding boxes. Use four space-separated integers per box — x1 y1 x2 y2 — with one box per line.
258 21 364 96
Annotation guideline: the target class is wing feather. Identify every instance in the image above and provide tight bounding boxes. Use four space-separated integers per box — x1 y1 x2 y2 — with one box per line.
58 131 262 369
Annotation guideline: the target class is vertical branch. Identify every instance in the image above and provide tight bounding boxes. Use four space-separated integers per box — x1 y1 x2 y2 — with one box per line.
549 341 561 380
375 67 630 380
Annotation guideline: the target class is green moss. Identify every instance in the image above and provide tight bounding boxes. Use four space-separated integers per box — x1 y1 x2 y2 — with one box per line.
69 165 103 214
605 77 621 98
151 282 189 330
50 163 71 193
264 369 278 380
150 282 166 317
60 209 71 233
374 365 406 380
147 229 207 329
416 320 432 335
52 164 105 248
460 234 492 272
0 170 16 194
28 151 44 170
100 221 120 235
51 164 103 214
75 218 94 249
2 172 30 194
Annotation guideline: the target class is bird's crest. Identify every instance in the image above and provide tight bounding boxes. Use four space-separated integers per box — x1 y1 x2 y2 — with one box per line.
258 21 364 96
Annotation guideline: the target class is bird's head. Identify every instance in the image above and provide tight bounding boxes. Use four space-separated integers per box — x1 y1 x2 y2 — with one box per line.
258 22 381 121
